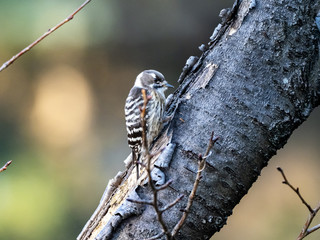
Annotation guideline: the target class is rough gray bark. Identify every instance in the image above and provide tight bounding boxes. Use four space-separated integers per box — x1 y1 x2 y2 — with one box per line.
78 0 320 239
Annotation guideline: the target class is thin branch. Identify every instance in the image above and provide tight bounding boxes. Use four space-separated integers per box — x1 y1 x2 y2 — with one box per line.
139 90 219 239
277 167 313 212
297 203 320 240
0 0 92 73
155 179 173 191
171 132 219 238
0 160 12 173
160 195 184 213
277 167 320 240
307 222 320 235
126 199 153 206
140 89 171 240
144 232 165 240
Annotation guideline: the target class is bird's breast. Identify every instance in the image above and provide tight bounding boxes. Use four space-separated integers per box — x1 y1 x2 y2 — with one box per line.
146 91 165 145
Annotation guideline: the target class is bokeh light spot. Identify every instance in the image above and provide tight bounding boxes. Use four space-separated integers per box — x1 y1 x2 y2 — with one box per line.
30 66 93 149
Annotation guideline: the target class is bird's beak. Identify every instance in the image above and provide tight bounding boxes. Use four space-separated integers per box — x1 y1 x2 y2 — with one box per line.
165 82 174 88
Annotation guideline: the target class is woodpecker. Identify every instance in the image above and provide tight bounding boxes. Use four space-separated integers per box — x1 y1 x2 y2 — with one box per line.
125 70 173 179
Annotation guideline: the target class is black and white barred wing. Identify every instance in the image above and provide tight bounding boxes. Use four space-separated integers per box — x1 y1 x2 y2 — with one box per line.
125 87 149 153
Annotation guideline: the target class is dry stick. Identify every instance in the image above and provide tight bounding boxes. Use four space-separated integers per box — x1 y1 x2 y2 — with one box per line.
171 132 219 238
160 195 184 213
277 167 313 212
0 0 92 73
139 91 218 239
297 205 320 240
297 204 320 239
306 216 320 235
128 89 183 240
0 160 12 173
145 232 165 240
127 198 153 206
140 89 171 240
156 179 173 191
277 167 320 240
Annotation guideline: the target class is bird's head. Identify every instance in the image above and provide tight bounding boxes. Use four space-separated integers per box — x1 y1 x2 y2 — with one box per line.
135 70 173 94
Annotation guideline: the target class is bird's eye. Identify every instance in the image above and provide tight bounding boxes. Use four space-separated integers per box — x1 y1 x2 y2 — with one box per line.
155 78 161 84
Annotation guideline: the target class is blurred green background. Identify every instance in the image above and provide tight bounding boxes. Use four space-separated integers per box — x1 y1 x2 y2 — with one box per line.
0 1 319 239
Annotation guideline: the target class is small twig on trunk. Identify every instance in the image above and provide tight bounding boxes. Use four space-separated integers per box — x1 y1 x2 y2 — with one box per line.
133 89 219 239
140 89 172 240
160 195 184 213
156 179 173 191
0 160 12 173
126 198 153 206
144 232 165 240
0 0 92 72
171 132 219 238
277 167 320 240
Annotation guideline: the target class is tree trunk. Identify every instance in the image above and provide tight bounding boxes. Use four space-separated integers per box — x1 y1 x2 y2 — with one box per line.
78 0 320 239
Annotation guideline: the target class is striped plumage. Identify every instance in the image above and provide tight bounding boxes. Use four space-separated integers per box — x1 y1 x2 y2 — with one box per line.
125 70 173 179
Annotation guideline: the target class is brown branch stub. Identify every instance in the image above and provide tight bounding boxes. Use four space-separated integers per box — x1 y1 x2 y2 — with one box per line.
0 0 92 73
277 167 320 240
0 160 12 173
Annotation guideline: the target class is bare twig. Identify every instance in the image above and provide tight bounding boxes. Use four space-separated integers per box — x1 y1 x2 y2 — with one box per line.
277 167 313 212
126 198 153 206
144 232 165 240
171 132 219 237
128 89 182 240
0 0 92 72
160 195 184 213
0 160 12 173
277 167 320 240
297 203 320 240
140 89 172 240
136 90 219 239
306 219 320 235
155 179 173 191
